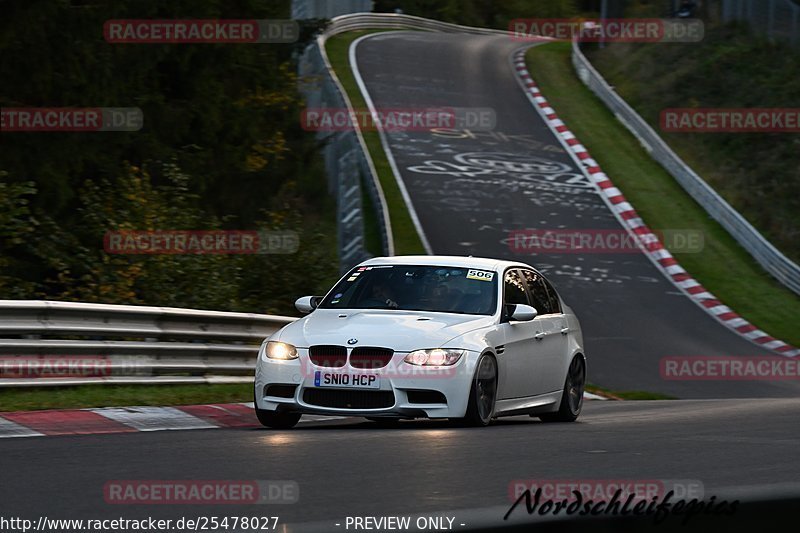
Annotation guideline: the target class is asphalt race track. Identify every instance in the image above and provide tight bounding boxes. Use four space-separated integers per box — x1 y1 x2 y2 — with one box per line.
2 400 800 530
351 31 800 399
2 30 799 533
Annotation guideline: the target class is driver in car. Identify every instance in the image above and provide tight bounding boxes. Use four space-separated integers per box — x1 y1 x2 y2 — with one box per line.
364 279 399 309
428 282 461 312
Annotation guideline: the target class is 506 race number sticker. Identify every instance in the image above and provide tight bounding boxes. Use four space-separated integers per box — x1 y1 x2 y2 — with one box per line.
466 269 495 281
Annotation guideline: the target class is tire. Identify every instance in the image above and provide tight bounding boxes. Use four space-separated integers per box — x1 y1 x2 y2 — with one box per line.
255 408 301 429
365 417 401 427
254 393 301 429
463 353 498 427
539 355 585 423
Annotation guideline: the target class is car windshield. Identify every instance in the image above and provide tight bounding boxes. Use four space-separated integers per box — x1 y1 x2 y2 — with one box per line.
319 265 498 315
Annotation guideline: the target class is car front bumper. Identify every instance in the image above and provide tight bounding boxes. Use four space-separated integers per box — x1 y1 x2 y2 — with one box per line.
254 350 481 419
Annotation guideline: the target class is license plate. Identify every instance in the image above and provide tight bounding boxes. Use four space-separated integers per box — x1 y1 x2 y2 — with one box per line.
314 371 380 389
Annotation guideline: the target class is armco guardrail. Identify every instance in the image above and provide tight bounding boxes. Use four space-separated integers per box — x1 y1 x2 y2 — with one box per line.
0 300 295 388
4 14 503 388
323 12 508 36
571 40 800 296
298 33 379 270
310 13 800 294
298 13 507 271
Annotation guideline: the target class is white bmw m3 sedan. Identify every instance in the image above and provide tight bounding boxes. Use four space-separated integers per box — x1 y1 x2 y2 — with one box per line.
254 255 586 428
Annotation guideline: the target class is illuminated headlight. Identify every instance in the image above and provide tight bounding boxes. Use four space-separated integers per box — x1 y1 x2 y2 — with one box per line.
404 349 465 366
265 341 298 360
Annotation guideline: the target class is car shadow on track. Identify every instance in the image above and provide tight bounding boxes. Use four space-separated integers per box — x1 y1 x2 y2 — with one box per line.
249 415 586 432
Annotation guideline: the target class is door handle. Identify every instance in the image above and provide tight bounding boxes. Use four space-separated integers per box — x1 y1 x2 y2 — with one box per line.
534 332 545 340
560 327 570 335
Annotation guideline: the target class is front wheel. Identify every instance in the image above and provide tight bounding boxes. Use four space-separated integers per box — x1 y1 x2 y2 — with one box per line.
255 406 301 429
463 354 498 427
539 355 585 423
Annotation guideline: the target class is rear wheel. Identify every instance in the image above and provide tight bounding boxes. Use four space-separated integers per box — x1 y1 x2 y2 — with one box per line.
539 355 585 423
463 354 497 427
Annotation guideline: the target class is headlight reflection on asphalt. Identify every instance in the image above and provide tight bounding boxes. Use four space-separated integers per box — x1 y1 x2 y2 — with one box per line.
414 429 453 449
259 433 300 446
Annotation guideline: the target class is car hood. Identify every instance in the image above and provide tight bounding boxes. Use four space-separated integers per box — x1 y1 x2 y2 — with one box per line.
277 309 495 352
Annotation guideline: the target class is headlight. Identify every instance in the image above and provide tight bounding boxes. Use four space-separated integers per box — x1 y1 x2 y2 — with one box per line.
404 349 465 366
265 341 298 360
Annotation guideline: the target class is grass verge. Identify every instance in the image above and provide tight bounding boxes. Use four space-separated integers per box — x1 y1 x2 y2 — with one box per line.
587 384 676 401
526 42 800 347
325 30 427 255
0 384 252 412
585 27 800 263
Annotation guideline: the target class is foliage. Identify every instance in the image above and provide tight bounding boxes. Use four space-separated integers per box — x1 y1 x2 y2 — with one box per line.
526 41 800 346
586 23 800 261
373 0 586 28
0 0 338 313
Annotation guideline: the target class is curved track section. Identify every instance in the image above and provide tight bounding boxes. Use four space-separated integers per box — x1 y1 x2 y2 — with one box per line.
351 31 799 399
510 50 798 358
2 28 799 533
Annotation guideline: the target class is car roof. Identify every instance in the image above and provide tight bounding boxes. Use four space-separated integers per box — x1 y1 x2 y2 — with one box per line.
358 255 536 273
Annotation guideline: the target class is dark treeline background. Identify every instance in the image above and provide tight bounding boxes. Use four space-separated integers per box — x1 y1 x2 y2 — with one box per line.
373 0 588 25
2 0 598 314
3 0 793 314
585 21 800 261
0 0 336 314
373 0 726 22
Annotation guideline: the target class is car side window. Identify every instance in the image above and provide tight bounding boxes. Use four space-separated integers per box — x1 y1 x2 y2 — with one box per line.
542 276 562 314
521 269 553 315
503 269 530 306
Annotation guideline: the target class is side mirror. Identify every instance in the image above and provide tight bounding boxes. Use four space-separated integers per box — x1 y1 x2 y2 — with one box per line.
295 296 321 314
510 304 538 322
